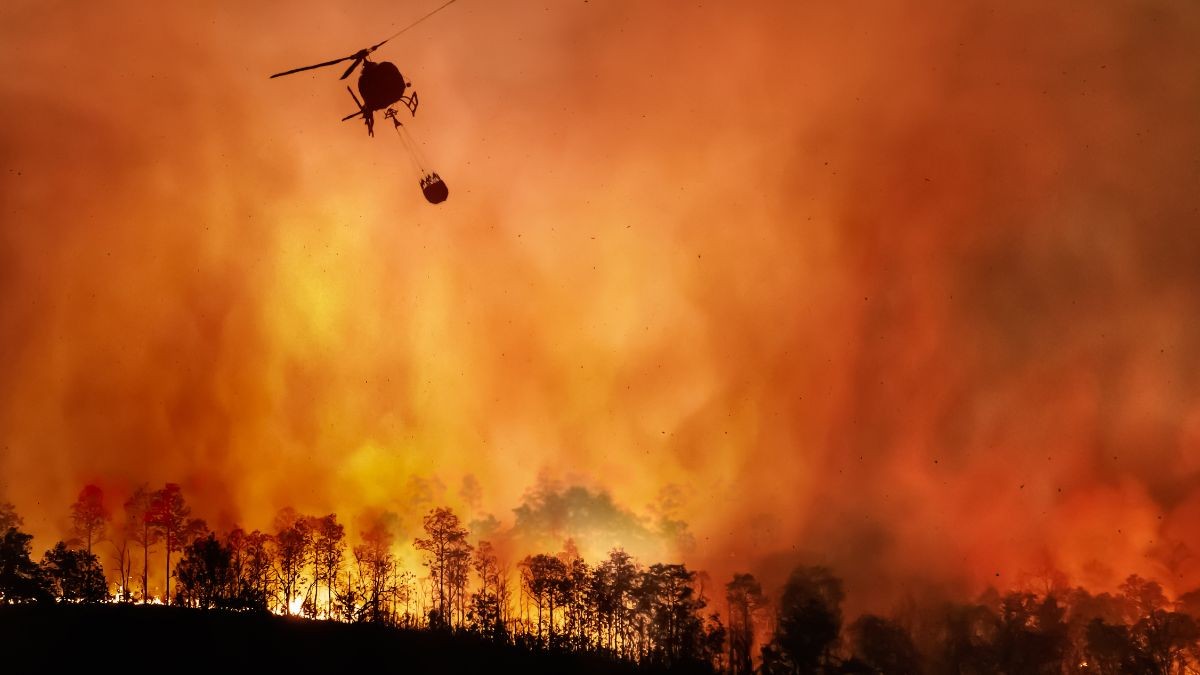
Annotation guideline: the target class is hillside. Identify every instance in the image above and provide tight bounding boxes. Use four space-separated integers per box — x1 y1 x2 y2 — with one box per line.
0 604 675 674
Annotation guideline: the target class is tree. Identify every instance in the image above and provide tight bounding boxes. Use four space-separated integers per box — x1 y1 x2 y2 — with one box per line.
174 532 235 609
0 503 22 533
520 553 567 646
232 528 273 611
726 572 767 675
1120 575 1167 624
124 484 158 603
312 514 345 619
1132 609 1199 675
353 517 394 624
1084 618 1141 675
704 611 729 672
929 600 1000 674
272 508 311 616
108 518 134 602
148 483 204 606
641 563 708 668
413 507 471 628
995 591 1067 673
762 565 844 674
558 542 590 650
849 614 920 674
447 538 473 627
470 540 507 639
70 484 110 556
0 515 49 603
40 541 107 603
592 548 639 657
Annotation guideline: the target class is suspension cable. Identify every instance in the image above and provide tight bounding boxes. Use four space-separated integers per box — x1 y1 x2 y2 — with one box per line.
371 0 461 52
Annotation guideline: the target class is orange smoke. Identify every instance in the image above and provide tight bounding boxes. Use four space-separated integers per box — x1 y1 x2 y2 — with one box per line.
2 0 1200 613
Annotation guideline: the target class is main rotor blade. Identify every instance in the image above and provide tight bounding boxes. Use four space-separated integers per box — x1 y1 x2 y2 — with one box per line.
269 54 355 79
339 54 365 80
269 1 460 80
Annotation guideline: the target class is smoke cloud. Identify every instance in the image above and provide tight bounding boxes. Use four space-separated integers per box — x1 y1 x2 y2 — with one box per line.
2 0 1199 613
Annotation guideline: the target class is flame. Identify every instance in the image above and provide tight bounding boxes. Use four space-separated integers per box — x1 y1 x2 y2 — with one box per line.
288 596 306 617
1 0 1199 615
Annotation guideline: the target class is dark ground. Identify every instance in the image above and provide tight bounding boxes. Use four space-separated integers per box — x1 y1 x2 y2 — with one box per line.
0 604 657 674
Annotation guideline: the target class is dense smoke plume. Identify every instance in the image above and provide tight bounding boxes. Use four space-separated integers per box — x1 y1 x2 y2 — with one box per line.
2 0 1200 612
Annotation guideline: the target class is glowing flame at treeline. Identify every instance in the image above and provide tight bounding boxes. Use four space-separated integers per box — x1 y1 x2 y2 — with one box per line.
2 0 1200 614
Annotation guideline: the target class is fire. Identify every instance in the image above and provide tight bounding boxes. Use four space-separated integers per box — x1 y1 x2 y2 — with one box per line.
288 596 305 617
1 0 1200 618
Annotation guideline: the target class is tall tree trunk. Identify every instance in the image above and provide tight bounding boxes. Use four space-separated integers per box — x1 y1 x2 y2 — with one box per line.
165 529 171 605
439 542 446 621
142 521 149 604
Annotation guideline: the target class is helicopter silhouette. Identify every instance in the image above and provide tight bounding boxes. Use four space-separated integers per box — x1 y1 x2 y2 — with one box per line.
270 41 417 138
268 0 457 204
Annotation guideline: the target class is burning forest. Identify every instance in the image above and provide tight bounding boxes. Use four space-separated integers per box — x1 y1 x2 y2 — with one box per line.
3 0 1200 672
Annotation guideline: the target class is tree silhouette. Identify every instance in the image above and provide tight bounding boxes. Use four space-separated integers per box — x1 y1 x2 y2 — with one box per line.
1132 609 1199 675
148 483 204 606
1177 588 1200 619
1084 618 1141 674
592 548 639 657
995 591 1067 674
449 541 472 627
703 611 728 672
41 540 107 603
174 531 235 609
12 490 1200 674
641 562 708 668
124 484 158 603
353 512 396 624
272 508 311 616
0 510 49 603
312 514 345 619
233 528 273 611
762 565 844 675
558 541 590 650
0 503 20 532
520 553 567 647
414 507 471 628
1120 574 1168 623
928 600 1001 674
108 517 134 602
470 540 506 639
848 614 920 674
70 484 110 557
726 572 766 675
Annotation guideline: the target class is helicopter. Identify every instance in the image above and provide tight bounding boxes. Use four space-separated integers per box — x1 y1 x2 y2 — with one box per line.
269 41 417 139
268 1 457 204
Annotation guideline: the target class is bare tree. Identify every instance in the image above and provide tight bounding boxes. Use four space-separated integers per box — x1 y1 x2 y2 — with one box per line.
109 518 134 602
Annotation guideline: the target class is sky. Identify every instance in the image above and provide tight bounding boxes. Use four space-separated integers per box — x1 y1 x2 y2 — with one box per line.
2 0 1200 613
